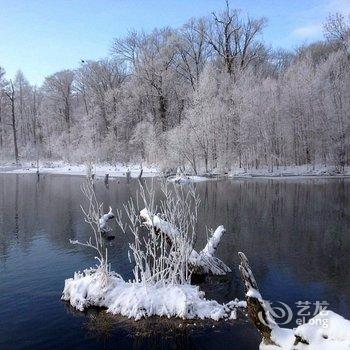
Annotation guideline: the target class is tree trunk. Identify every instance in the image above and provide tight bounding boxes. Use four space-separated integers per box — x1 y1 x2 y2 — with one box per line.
0 99 2 150
158 94 167 132
11 95 19 163
6 82 19 163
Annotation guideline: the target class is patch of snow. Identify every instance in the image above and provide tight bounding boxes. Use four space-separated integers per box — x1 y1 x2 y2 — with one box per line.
168 173 212 184
260 310 350 350
140 208 179 241
246 287 263 300
266 327 295 349
62 266 244 321
0 161 159 178
229 165 350 179
294 311 350 349
99 206 115 233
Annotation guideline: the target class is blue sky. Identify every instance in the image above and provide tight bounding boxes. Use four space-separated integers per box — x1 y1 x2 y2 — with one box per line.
0 0 349 85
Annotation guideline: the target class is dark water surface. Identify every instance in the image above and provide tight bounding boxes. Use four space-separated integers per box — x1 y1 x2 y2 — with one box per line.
1 174 350 350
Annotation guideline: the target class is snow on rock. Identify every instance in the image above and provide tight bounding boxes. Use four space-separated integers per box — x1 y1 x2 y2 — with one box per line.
62 266 242 321
140 209 231 275
260 310 350 350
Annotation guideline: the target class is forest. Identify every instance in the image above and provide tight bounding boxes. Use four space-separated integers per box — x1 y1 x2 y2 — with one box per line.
0 4 349 174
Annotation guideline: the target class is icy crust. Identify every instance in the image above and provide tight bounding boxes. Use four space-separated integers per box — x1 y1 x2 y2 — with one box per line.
260 311 350 350
62 267 243 321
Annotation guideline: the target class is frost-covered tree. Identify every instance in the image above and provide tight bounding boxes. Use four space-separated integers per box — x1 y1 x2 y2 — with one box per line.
0 6 350 172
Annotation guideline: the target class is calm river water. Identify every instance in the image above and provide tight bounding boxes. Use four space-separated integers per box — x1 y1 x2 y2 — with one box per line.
0 174 349 349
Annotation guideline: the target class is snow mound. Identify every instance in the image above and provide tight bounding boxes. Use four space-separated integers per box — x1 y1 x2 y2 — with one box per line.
62 266 242 321
294 311 350 349
261 310 350 350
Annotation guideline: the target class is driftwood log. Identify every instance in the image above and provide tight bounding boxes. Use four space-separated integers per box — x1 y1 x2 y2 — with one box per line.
238 252 278 346
238 252 321 348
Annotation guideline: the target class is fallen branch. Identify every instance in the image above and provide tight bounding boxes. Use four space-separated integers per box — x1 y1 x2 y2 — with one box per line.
238 252 278 345
140 208 231 275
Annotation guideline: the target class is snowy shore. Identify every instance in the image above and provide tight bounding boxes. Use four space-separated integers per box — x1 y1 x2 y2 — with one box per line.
1 162 350 179
229 164 350 178
0 162 159 178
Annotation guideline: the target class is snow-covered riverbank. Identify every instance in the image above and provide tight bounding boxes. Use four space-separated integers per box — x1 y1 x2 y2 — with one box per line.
229 165 350 178
0 162 159 178
1 162 350 179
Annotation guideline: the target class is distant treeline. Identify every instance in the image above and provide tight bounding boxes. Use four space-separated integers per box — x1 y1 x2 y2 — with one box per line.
0 5 349 173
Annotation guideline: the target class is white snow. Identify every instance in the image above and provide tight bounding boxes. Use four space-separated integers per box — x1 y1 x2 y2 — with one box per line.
140 208 231 275
230 165 350 178
0 161 159 178
99 206 115 233
140 208 180 241
2 162 349 179
260 310 350 350
168 174 213 183
294 311 350 349
246 287 263 300
201 225 226 257
62 265 243 321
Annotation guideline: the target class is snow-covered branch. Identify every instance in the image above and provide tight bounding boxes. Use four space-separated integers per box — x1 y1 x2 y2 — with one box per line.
139 191 230 275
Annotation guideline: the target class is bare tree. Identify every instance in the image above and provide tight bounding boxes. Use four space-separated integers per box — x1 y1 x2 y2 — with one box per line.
43 70 75 140
113 29 179 132
324 12 350 53
205 1 266 76
174 18 212 90
0 67 6 151
76 59 125 134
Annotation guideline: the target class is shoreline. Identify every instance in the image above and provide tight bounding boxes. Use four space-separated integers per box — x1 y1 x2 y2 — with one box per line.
0 163 349 180
0 163 158 179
